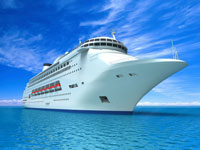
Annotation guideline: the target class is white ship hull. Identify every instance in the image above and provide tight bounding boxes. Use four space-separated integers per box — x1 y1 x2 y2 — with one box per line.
23 37 187 112
23 37 187 113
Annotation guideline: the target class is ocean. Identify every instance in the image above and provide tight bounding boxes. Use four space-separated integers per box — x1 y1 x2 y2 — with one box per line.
0 106 199 150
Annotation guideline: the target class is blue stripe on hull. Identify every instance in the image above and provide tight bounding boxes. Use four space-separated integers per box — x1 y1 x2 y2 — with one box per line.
24 107 133 115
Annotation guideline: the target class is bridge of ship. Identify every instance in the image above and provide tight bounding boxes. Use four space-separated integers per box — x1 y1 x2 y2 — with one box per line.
80 37 128 53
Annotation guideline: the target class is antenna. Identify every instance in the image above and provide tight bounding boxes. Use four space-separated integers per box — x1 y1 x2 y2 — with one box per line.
174 47 179 59
171 40 179 59
111 30 116 40
171 40 174 59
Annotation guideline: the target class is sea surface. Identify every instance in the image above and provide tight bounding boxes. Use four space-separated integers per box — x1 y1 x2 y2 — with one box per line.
0 106 200 150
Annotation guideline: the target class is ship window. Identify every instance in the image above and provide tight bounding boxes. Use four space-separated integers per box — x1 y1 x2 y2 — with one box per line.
113 40 117 42
84 44 88 47
85 40 89 43
55 81 61 91
101 38 106 41
89 43 94 46
101 43 106 46
107 39 112 41
122 47 125 50
61 65 63 68
107 43 112 46
90 39 94 41
69 83 78 88
129 73 136 76
45 84 49 93
99 96 110 103
95 39 99 41
50 83 55 92
116 74 123 78
113 44 117 47
95 43 100 46
38 88 41 95
58 66 60 70
41 86 45 94
118 45 122 48
64 63 66 67
67 62 69 65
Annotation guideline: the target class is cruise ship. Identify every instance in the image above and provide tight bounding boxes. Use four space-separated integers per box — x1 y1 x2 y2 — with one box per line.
22 34 187 113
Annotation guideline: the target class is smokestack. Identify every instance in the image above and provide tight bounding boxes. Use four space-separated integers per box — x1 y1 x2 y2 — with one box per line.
43 63 51 71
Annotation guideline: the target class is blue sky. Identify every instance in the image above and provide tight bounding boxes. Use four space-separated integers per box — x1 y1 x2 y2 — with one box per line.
0 0 200 105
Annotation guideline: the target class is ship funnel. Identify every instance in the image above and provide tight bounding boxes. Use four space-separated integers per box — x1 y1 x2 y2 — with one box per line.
43 63 51 71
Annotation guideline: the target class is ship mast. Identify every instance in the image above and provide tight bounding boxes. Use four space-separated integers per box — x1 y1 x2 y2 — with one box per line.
111 31 116 40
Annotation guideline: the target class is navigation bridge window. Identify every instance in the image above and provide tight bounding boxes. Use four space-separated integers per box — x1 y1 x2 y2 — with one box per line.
81 38 128 53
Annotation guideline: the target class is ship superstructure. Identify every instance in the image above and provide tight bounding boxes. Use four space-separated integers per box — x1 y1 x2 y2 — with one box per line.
23 35 187 113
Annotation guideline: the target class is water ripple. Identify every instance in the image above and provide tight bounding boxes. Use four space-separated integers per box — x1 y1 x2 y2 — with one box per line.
0 107 200 150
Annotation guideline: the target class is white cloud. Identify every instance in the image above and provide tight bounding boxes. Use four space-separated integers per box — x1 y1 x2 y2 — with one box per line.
134 48 172 58
188 93 200 96
137 101 200 106
0 31 62 73
0 99 22 106
80 0 131 27
0 0 18 9
152 78 186 99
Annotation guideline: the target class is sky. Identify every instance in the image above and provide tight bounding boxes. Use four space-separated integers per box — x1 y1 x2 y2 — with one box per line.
0 0 200 106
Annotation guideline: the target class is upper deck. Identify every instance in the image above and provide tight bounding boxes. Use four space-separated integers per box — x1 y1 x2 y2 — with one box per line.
80 37 127 53
28 36 128 86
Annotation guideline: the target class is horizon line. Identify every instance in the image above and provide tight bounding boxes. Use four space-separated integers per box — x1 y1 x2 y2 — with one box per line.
1 100 200 106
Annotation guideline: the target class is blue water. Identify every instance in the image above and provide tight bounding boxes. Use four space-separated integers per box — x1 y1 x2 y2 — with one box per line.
0 107 200 150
